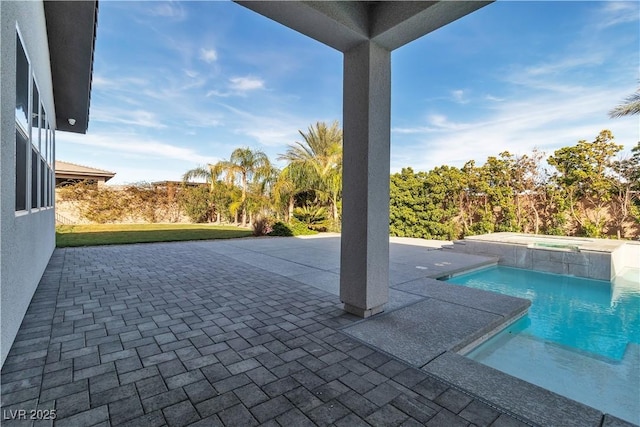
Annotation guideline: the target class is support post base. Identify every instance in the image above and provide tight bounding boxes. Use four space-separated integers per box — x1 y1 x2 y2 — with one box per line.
343 303 385 318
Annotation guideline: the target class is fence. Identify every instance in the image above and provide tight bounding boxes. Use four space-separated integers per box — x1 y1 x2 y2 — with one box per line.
55 212 74 225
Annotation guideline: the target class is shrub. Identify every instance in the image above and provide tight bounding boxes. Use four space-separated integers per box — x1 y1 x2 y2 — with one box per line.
80 187 126 223
268 219 318 237
293 205 329 231
252 216 273 236
180 186 213 223
269 221 293 237
327 219 341 233
290 218 318 235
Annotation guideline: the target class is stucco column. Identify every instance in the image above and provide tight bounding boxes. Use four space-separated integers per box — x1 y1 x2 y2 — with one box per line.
340 41 391 318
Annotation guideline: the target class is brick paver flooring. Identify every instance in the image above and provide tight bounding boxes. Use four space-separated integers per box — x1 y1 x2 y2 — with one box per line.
1 242 529 426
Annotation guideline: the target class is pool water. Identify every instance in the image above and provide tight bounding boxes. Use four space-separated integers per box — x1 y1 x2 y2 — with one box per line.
447 266 640 424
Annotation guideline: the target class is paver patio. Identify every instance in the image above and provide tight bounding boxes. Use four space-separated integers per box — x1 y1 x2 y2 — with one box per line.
2 237 532 426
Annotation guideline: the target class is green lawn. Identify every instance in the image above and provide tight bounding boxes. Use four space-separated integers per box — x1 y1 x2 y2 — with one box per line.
56 223 254 247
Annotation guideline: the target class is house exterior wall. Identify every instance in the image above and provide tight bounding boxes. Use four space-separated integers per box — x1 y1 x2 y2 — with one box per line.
1 1 57 366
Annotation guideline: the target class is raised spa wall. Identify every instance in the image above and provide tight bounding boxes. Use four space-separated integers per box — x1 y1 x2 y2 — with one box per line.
445 233 638 281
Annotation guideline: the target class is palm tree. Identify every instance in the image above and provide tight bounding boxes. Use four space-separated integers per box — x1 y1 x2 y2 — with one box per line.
245 165 279 225
217 148 272 226
609 89 640 118
272 164 305 222
279 121 343 221
183 164 215 190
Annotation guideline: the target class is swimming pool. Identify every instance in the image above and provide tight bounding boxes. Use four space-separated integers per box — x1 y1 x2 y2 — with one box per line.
447 266 640 424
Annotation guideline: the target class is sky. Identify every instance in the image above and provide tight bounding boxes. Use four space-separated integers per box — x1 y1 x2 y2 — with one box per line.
56 1 640 185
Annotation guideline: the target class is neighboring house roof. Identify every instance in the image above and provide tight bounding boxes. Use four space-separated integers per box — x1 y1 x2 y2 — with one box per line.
44 1 98 134
55 161 115 182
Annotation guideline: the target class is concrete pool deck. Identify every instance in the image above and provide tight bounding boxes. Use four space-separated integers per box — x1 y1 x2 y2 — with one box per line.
1 235 635 426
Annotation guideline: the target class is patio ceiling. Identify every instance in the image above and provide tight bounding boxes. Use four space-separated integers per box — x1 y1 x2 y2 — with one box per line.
235 1 491 52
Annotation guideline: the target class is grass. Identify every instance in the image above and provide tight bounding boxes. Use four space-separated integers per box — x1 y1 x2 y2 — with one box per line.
56 223 254 247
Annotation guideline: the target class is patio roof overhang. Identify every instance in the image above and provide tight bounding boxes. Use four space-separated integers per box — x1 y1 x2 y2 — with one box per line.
44 0 98 134
235 1 493 317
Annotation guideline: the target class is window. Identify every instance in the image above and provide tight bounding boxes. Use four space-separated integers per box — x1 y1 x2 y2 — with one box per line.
15 34 29 134
50 169 54 207
31 82 39 144
43 121 49 207
31 149 38 209
15 30 55 212
30 80 40 209
41 158 46 207
48 127 55 207
15 130 27 211
15 33 29 211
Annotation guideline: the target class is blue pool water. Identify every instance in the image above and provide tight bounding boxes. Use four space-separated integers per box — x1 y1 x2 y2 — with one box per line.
447 266 640 424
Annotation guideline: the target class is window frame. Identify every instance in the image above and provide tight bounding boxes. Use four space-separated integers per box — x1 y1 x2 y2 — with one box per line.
15 27 30 214
15 25 56 215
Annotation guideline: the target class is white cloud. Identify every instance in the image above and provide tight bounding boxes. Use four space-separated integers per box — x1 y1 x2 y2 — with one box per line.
485 95 504 102
92 75 148 90
451 89 469 104
57 132 218 166
92 108 167 129
428 114 469 131
523 53 604 78
392 114 473 135
183 112 222 129
92 75 112 88
205 89 231 98
199 48 218 63
221 104 315 148
149 2 187 21
392 126 438 134
498 52 610 96
390 86 638 174
596 2 640 29
206 76 266 98
184 69 198 78
229 76 265 92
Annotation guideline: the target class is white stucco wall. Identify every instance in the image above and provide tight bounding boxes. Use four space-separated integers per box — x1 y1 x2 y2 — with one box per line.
1 1 56 367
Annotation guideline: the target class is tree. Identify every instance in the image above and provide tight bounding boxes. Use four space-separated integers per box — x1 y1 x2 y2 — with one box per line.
480 152 519 232
183 149 272 226
460 160 495 235
279 121 343 222
216 148 272 226
245 165 279 226
389 167 428 237
611 142 640 238
510 150 547 234
423 165 465 239
389 166 464 240
180 185 213 223
272 165 305 222
479 150 551 234
548 130 623 236
609 89 640 118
